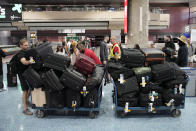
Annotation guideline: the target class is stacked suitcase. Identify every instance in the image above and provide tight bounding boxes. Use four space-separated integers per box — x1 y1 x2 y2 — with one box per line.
109 48 188 117
23 44 104 118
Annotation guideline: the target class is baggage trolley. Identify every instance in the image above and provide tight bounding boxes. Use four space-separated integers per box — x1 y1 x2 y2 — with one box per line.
31 82 103 119
112 78 188 118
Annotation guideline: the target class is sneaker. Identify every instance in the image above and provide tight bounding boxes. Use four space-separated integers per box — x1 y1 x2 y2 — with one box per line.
23 109 33 115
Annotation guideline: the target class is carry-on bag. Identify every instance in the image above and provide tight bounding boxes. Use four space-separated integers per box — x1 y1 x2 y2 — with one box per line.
45 91 65 108
139 93 162 107
83 89 98 108
60 68 86 92
32 88 46 108
7 73 17 87
66 89 81 108
75 53 96 75
42 69 65 91
118 97 138 107
133 67 151 84
110 68 134 82
141 82 163 94
43 53 70 71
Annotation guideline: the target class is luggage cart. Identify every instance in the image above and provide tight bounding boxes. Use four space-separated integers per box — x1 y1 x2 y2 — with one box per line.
112 78 188 118
31 82 103 119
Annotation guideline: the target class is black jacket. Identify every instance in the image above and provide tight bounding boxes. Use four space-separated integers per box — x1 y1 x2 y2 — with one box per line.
176 45 188 67
0 48 6 75
165 41 175 50
100 41 108 63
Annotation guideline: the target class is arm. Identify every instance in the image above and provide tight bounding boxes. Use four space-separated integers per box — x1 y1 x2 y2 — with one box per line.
91 52 102 65
100 42 105 61
20 58 32 65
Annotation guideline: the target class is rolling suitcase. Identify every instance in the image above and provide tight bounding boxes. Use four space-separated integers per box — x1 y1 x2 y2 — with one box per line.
60 68 86 92
168 62 187 78
118 97 138 107
66 89 81 108
43 54 70 71
108 60 126 74
133 67 151 84
32 88 46 108
121 48 145 68
22 67 42 89
141 82 163 94
141 48 165 66
86 65 104 91
83 89 98 108
163 89 184 106
7 73 17 87
164 79 187 89
42 69 65 91
75 54 96 75
116 76 139 97
110 68 134 82
45 91 65 108
139 93 162 107
151 63 175 83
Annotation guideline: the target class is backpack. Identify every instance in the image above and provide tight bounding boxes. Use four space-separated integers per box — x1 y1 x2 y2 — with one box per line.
9 54 19 75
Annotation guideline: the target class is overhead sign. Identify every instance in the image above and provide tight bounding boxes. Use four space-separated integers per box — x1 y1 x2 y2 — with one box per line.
124 0 127 34
0 4 22 21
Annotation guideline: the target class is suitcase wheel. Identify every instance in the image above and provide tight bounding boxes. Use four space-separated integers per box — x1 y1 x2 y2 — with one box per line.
35 110 45 118
89 111 96 119
171 109 181 117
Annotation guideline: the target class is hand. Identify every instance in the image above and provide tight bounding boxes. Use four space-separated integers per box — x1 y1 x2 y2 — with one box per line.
29 57 35 64
2 49 6 52
103 61 107 65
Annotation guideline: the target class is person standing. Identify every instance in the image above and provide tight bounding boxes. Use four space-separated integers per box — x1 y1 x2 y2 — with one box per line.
17 38 35 115
0 48 6 92
163 36 176 62
187 38 195 67
100 36 109 82
109 36 121 60
176 36 188 67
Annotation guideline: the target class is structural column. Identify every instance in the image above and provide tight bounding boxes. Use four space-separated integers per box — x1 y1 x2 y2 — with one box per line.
127 0 149 48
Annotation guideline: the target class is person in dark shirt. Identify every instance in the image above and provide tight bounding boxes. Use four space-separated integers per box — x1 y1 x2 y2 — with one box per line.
100 36 109 82
0 48 6 92
164 35 175 50
17 38 35 115
176 36 188 67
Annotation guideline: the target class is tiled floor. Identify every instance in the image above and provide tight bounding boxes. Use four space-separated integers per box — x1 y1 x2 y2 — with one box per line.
0 63 196 131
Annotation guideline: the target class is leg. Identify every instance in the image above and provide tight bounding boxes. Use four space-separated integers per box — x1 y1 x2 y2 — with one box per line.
0 74 4 92
22 90 28 110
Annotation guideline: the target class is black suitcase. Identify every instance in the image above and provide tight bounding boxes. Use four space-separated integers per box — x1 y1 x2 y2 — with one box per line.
42 70 65 91
45 91 65 108
25 43 53 70
121 48 145 66
151 63 175 83
168 62 187 78
60 68 86 92
66 89 81 108
139 93 162 107
118 97 138 107
83 89 98 108
86 65 104 91
110 68 134 82
164 79 187 89
43 54 70 71
108 60 126 74
133 67 151 84
141 82 163 93
7 73 17 87
163 89 184 106
116 76 139 97
22 67 42 89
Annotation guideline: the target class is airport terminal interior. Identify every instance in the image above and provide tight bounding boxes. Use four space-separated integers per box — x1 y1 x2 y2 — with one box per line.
1 0 196 131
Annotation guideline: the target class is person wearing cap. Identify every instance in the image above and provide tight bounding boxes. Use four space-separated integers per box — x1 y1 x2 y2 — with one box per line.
109 36 121 60
176 35 188 67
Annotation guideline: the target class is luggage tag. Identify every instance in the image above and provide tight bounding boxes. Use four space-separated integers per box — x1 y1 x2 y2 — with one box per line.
80 86 89 97
118 74 126 84
179 84 184 95
166 99 175 107
148 103 155 112
72 101 77 108
174 88 178 94
140 77 147 87
124 102 131 113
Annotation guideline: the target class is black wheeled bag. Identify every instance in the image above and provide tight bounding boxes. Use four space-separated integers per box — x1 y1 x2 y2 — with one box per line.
110 68 134 82
163 89 184 106
168 62 187 78
133 67 151 84
151 63 175 83
121 48 145 68
42 69 65 91
164 79 187 89
108 60 126 74
45 91 65 108
118 97 138 107
140 82 163 94
7 73 17 87
43 54 71 71
115 76 139 97
139 93 162 107
22 67 42 89
66 89 81 108
83 89 98 108
86 65 104 91
60 68 86 92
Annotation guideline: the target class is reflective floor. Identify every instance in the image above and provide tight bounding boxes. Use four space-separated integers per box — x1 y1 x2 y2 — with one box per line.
0 63 196 131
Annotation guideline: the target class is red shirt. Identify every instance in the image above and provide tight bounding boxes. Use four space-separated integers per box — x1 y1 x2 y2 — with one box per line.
84 48 102 65
113 43 119 54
